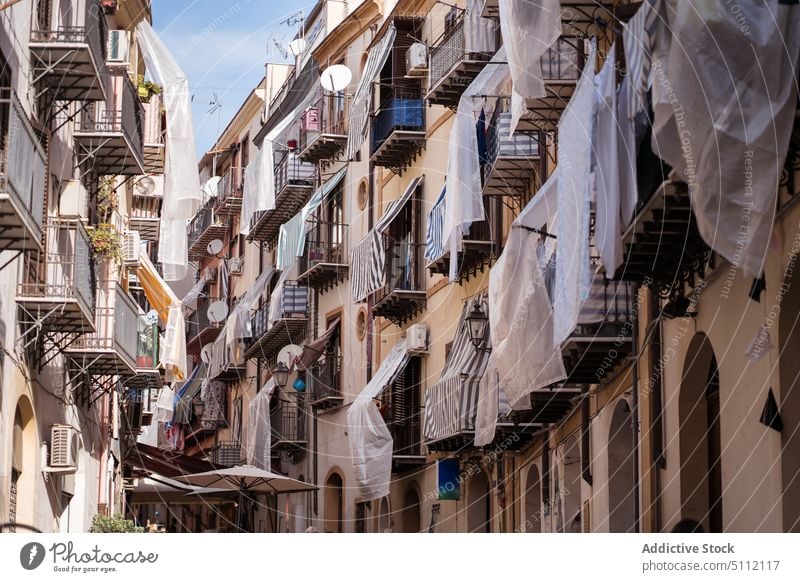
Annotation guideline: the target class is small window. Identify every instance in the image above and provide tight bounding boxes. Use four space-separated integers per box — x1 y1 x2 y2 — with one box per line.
355 308 367 341
357 179 368 211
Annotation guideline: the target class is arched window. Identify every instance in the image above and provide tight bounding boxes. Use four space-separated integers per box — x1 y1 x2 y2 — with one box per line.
523 464 542 533
324 472 344 533
608 400 635 532
401 485 420 533
378 497 391 532
467 470 490 533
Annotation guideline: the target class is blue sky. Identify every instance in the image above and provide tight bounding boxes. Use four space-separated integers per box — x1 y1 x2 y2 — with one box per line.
152 0 318 156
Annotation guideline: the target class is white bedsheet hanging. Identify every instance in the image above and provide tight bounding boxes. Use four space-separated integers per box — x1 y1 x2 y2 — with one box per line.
487 171 565 410
136 22 201 281
498 0 561 133
347 340 410 502
465 0 497 54
246 381 275 471
650 0 800 278
553 41 596 346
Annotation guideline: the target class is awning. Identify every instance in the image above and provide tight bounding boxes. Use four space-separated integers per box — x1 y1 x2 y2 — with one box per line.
347 339 410 502
423 296 492 444
253 60 320 146
424 185 446 262
276 167 347 270
345 23 397 160
126 443 219 480
172 364 205 425
351 175 423 302
137 251 187 381
298 317 340 370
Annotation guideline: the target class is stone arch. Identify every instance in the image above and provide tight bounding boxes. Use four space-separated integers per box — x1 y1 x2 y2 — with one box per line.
11 395 36 530
400 482 421 533
523 463 542 533
467 469 491 532
323 470 344 533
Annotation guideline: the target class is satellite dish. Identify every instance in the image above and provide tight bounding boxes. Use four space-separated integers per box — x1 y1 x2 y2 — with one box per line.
203 176 222 198
320 64 352 92
288 38 307 57
276 344 303 368
200 344 214 364
207 300 229 323
207 239 224 256
135 176 156 196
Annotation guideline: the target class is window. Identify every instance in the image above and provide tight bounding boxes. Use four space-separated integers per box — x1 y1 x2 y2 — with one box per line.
380 356 422 456
355 501 370 533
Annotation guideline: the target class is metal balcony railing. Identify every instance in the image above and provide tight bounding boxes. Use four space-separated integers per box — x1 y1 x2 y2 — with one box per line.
187 197 221 249
428 11 495 91
210 441 242 467
540 36 582 82
250 281 308 340
31 0 108 75
484 98 540 168
77 74 144 161
217 166 245 209
136 317 159 369
374 240 426 303
370 92 425 155
275 150 317 194
0 87 46 243
308 354 342 403
142 94 165 145
298 222 348 274
272 392 306 444
71 282 138 368
186 294 223 340
299 93 348 151
18 219 96 321
131 191 162 219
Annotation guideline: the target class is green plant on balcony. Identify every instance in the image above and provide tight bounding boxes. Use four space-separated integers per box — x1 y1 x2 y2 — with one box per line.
137 75 163 103
97 176 117 222
89 514 144 533
88 222 123 265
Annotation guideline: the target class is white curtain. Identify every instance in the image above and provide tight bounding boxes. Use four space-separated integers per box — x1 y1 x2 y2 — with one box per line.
465 0 497 54
444 49 510 281
650 0 800 278
347 340 410 502
553 42 596 345
498 0 561 133
136 22 202 281
246 382 274 470
488 171 565 409
240 106 304 236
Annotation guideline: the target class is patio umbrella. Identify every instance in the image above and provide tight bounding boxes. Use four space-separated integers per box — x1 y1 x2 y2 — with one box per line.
175 465 317 531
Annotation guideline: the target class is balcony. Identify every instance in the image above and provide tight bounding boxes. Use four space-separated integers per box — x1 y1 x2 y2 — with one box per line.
372 241 426 325
129 188 162 241
29 0 107 101
187 197 227 261
186 294 225 357
65 282 139 378
272 392 307 456
297 222 348 293
427 12 496 109
480 0 499 19
370 93 426 173
482 101 541 198
308 354 343 411
209 441 243 467
17 219 96 336
215 166 244 218
518 37 583 132
298 94 348 165
247 151 317 246
142 94 165 173
0 88 47 251
427 216 494 283
126 317 161 392
74 75 145 175
244 282 308 362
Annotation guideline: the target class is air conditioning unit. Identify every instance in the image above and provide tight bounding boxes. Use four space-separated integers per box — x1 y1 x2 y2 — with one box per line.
122 230 141 268
228 256 244 276
49 425 79 470
202 266 218 284
107 29 129 65
59 181 89 218
406 43 428 77
407 323 428 353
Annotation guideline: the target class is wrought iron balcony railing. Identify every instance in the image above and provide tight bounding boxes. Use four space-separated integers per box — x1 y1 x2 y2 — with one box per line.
297 221 348 292
372 240 427 325
298 94 349 163
308 354 342 408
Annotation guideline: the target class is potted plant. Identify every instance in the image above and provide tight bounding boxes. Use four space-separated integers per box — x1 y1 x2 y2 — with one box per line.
137 75 163 103
88 222 123 265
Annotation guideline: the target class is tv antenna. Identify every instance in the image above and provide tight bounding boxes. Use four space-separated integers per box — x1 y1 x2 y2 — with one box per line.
208 92 223 138
271 38 288 60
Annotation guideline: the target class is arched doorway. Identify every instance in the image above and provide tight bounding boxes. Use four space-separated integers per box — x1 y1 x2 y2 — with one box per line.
378 497 391 532
608 399 635 532
467 470 490 532
324 472 344 533
523 464 542 532
779 263 800 532
679 333 723 532
400 485 420 533
10 397 36 532
561 437 582 532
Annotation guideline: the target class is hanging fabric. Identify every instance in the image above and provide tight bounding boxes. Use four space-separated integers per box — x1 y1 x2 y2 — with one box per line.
594 44 623 278
276 167 347 270
346 23 397 160
298 318 341 370
488 170 565 409
553 41 596 346
650 0 800 278
136 22 202 281
423 296 492 444
351 176 423 302
465 0 497 54
200 381 226 429
617 75 639 228
622 0 659 120
347 340 410 501
246 382 275 470
424 185 447 262
498 0 562 133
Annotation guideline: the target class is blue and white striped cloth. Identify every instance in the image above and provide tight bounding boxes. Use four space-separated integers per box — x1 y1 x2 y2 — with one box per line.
623 0 661 120
424 185 447 262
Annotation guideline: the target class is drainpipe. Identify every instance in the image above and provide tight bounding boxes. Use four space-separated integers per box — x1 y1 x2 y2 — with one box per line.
631 283 641 533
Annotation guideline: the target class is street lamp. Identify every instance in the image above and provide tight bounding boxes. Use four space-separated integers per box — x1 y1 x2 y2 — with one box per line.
273 361 290 389
466 302 489 350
